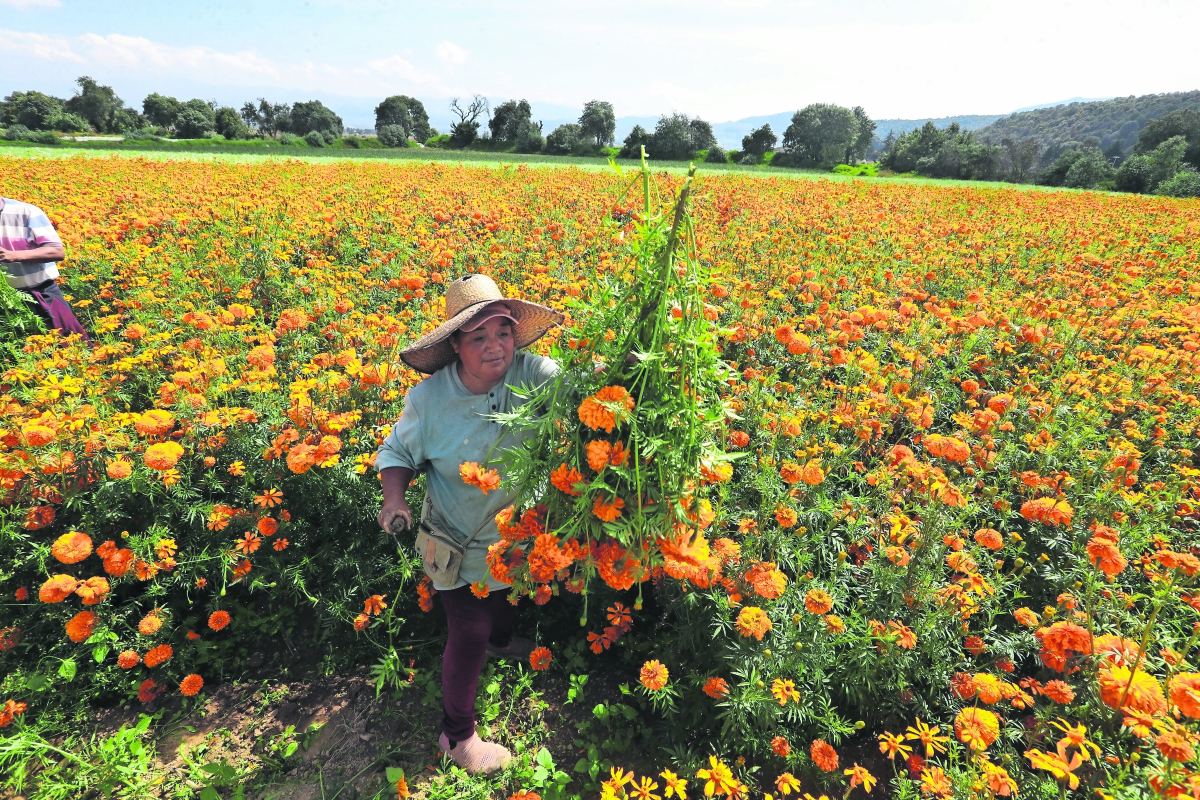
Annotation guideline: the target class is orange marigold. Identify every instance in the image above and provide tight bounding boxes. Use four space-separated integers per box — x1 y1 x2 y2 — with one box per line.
1170 673 1200 719
1086 524 1127 578
592 494 625 522
106 458 133 479
550 463 584 496
772 737 791 758
39 574 80 603
735 606 772 640
804 589 833 615
811 739 838 772
1042 680 1075 704
954 708 999 751
744 561 787 599
460 461 501 494
144 441 184 471
587 440 613 472
640 660 669 690
208 610 231 631
578 386 634 433
65 611 96 642
703 677 730 698
134 409 175 436
51 531 93 564
76 576 110 605
144 643 173 668
138 612 164 636
1157 727 1197 762
117 650 140 668
974 528 1004 551
774 506 798 527
530 646 552 671
1013 607 1039 628
180 674 204 697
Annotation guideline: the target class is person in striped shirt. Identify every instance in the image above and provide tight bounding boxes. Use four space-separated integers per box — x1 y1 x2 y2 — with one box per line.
1 197 66 297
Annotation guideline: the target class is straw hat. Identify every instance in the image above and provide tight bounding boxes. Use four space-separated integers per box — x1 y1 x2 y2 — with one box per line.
399 274 564 374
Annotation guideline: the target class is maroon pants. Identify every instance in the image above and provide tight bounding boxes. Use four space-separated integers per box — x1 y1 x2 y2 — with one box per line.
439 585 516 741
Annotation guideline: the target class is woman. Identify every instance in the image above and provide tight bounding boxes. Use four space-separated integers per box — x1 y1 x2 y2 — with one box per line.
376 274 562 774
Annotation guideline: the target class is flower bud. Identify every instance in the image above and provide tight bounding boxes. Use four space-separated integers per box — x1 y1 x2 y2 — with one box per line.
854 721 865 729
763 649 772 657
1013 558 1025 569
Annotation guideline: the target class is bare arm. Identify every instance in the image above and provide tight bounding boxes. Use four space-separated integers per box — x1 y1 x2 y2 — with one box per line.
378 466 415 533
0 244 65 263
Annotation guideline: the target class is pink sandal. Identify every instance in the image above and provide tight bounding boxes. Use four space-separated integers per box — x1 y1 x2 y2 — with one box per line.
439 731 512 775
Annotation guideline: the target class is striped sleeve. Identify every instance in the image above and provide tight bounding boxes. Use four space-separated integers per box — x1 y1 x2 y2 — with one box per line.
26 210 61 246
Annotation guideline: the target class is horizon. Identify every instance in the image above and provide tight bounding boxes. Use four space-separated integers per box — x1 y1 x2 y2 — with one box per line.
2 0 1198 132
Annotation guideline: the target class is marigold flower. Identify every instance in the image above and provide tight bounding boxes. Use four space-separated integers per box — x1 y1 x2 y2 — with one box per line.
774 506 798 527
206 609 231 631
1170 673 1200 719
51 531 93 564
696 755 738 797
771 737 791 758
459 461 501 494
180 674 204 697
735 606 772 640
134 409 175 436
1157 727 1197 762
771 678 800 706
578 385 634 432
0 699 29 727
255 488 284 508
954 707 999 751
640 660 668 690
529 646 552 671
144 441 184 471
810 739 838 772
703 677 729 698
1042 680 1075 704
273 538 289 551
363 594 387 615
24 505 55 529
804 589 833 614
1099 665 1166 715
878 732 911 760
1020 496 1073 527
22 423 55 446
228 461 246 476
137 678 159 703
353 613 370 631
39 574 80 603
65 611 96 642
744 561 787 599
728 430 750 447
592 494 625 522
823 614 845 634
1086 524 1127 578
106 458 133 479
844 764 876 793
257 517 278 537
974 528 1003 550
76 576 110 605
1013 607 1039 627
550 463 584 496
117 650 140 668
144 643 173 668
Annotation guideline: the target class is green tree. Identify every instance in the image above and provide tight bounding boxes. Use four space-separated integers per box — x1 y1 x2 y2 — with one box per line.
619 125 652 158
1155 168 1200 198
513 119 544 154
647 113 713 161
290 100 343 137
402 97 432 142
374 96 414 139
3 91 63 131
705 145 728 164
741 124 776 163
376 125 408 147
545 123 584 155
1145 135 1188 189
173 107 214 138
214 107 249 139
1136 109 1200 169
489 99 533 142
1063 148 1115 189
1114 154 1153 193
579 100 616 146
64 76 131 133
142 93 182 129
1003 138 1042 183
782 103 859 167
688 118 717 152
243 100 290 138
850 106 876 163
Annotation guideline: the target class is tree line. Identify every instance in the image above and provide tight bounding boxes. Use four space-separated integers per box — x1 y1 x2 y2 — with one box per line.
877 109 1200 198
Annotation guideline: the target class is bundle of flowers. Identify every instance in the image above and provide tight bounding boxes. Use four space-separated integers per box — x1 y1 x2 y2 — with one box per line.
480 158 741 613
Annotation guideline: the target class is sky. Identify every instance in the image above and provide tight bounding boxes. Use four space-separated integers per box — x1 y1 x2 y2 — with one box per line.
2 0 1199 130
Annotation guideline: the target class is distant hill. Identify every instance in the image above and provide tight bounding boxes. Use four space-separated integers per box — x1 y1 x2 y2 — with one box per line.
874 115 1004 137
974 91 1200 161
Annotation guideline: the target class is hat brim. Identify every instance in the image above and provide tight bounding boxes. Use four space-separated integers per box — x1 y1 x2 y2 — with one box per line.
399 297 564 374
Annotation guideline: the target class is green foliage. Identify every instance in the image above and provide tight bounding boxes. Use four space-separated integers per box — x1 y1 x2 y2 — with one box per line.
880 121 1007 181
781 103 860 168
303 130 326 148
375 95 414 140
4 126 59 146
704 146 729 164
850 106 876 163
643 113 715 161
1135 108 1200 169
288 100 343 138
618 125 652 159
490 99 534 143
374 95 430 143
1 91 77 132
514 119 545 154
0 281 45 361
1155 167 1200 198
214 107 250 140
0 714 156 798
1062 148 1115 189
64 76 138 134
545 123 585 156
740 124 777 164
579 100 617 147
425 133 452 149
976 90 1200 168
174 107 215 139
377 123 408 147
142 93 182 129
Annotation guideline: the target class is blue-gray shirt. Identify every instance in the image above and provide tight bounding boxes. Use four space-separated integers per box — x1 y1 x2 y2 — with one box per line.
377 350 560 590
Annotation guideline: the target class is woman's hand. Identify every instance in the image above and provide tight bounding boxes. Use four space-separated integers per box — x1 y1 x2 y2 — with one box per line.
379 497 412 534
379 466 415 534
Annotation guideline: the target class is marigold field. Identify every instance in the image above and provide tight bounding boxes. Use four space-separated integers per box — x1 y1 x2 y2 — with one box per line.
2 152 1200 800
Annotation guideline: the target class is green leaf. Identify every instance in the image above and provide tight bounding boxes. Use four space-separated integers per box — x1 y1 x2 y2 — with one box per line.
536 747 554 769
58 658 77 682
199 787 222 800
284 742 298 758
25 674 48 690
93 644 110 663
573 758 590 774
386 766 406 783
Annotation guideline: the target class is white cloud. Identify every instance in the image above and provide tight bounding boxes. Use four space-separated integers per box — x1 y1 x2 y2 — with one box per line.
79 33 283 83
0 29 84 62
0 0 61 8
435 40 468 68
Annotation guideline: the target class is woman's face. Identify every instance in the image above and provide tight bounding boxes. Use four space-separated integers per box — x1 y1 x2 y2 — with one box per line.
452 316 514 389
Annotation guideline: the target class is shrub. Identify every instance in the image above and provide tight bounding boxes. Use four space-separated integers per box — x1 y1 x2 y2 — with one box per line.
545 123 584 155
1155 167 1200 198
376 124 408 148
1114 154 1153 193
304 130 326 148
513 120 544 154
424 133 451 149
619 125 652 159
704 146 728 164
279 132 300 145
173 108 213 139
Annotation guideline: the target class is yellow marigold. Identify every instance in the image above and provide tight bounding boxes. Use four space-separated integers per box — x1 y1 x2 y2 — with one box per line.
51 531 93 564
144 441 184 471
39 574 80 603
824 614 845 634
578 386 634 433
1099 666 1166 715
954 707 1000 751
65 611 96 642
640 660 669 690
735 606 772 640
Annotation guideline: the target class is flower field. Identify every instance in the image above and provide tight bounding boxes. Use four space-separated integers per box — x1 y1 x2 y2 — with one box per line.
1 152 1200 799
